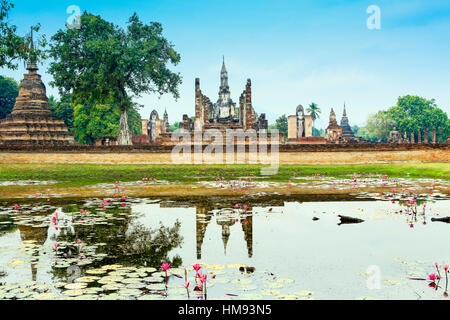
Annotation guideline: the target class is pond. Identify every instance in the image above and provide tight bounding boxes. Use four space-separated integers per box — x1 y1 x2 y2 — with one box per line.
0 191 449 300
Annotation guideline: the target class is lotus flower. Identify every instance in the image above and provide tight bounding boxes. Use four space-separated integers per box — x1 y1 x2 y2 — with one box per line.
429 273 437 281
161 263 170 271
444 265 449 271
193 264 201 272
184 281 190 288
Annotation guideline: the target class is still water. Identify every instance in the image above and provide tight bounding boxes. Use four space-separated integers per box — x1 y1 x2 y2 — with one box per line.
0 195 449 300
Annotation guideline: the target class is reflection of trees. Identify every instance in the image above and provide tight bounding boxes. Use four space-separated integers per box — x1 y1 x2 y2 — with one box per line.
123 222 183 267
0 215 17 237
54 205 183 271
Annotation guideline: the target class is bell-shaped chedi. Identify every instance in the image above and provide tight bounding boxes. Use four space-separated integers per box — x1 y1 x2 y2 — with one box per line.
340 104 355 139
0 59 75 145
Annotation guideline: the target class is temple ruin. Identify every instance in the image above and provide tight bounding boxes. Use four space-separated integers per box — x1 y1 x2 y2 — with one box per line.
183 57 268 134
287 104 326 144
0 54 74 145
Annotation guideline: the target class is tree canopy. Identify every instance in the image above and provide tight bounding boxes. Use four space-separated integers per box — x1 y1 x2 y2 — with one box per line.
72 102 142 145
307 102 321 125
270 114 288 140
0 74 18 118
49 94 142 145
360 95 449 143
48 12 182 145
387 95 449 142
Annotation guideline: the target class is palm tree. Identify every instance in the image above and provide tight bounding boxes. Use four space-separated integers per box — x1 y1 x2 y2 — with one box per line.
307 102 321 128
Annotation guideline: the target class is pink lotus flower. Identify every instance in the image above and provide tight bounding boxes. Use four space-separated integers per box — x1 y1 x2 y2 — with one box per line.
193 264 201 272
161 263 170 271
13 204 19 210
121 203 125 207
243 205 248 210
161 262 170 283
121 196 126 201
235 204 239 208
53 243 58 250
77 239 81 244
444 265 449 271
429 273 437 281
184 281 190 288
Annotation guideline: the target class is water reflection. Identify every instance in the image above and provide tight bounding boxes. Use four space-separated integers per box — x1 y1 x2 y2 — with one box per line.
159 198 287 260
1 195 449 300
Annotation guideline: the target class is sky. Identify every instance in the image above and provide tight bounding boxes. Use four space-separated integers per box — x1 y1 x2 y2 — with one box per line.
2 0 450 129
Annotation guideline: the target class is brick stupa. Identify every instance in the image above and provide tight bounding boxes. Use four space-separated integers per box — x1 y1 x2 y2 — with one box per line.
0 59 75 145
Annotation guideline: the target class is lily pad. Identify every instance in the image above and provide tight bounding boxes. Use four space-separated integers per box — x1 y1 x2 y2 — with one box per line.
62 289 85 297
64 283 88 290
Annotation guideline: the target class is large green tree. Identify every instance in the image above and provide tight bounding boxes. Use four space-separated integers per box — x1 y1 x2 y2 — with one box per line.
72 102 142 145
48 12 181 145
388 95 449 143
0 75 18 118
1 1 46 69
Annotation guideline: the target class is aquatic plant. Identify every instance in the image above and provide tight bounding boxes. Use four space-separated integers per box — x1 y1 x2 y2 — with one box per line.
161 262 170 284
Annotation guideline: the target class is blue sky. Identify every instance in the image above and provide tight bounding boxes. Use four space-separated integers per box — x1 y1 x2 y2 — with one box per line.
2 0 450 129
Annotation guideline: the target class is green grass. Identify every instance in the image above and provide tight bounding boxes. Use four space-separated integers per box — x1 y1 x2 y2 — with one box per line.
0 163 449 187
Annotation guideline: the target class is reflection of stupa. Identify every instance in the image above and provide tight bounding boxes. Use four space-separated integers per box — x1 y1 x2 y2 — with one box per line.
216 216 235 255
241 215 253 258
195 206 253 259
17 219 49 282
196 207 212 260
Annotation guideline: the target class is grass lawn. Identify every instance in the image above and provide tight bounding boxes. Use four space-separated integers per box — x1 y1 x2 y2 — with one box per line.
0 163 449 187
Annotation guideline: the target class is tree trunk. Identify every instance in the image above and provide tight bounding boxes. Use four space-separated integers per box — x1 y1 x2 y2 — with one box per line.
118 108 133 145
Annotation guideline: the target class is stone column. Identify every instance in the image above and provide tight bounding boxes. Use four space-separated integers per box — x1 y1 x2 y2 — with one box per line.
418 131 422 144
424 129 428 144
432 128 436 144
411 132 415 144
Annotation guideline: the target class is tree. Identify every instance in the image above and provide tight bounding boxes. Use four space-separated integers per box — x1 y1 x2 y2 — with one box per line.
351 125 377 142
170 121 180 132
312 127 325 137
306 102 321 128
273 114 288 139
387 95 449 143
48 94 74 127
365 110 396 142
1 1 46 69
0 75 18 118
48 12 181 145
49 94 141 144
